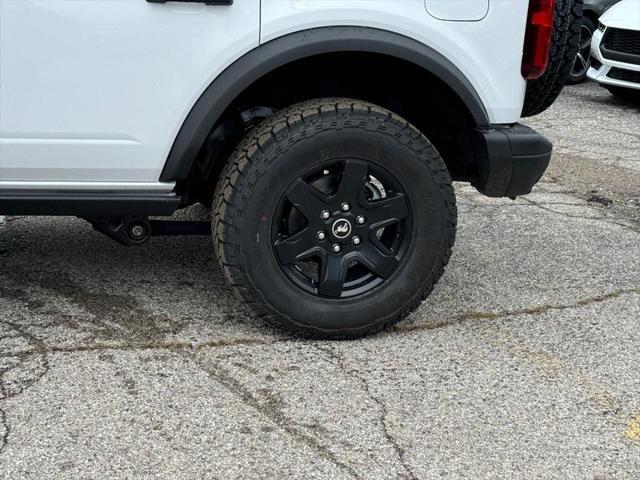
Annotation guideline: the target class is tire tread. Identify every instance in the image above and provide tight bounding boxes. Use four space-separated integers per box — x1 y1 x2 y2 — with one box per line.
522 0 584 117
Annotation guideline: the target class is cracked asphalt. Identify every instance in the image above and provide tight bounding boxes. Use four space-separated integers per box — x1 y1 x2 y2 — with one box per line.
1 82 639 479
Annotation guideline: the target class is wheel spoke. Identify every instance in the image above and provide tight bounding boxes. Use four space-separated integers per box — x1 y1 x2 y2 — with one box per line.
274 160 411 299
336 160 369 200
317 254 348 298
275 229 318 265
577 52 588 70
580 37 592 50
579 26 593 50
356 243 400 280
286 179 330 218
365 194 409 228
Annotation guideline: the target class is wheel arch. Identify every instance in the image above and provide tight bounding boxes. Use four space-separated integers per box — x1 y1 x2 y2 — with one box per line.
581 7 600 24
159 26 490 183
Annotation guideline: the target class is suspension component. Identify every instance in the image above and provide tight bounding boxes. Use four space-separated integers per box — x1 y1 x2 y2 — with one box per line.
85 216 210 246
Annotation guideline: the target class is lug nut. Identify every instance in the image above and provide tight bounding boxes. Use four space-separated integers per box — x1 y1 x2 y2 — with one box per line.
317 231 326 241
321 210 330 220
352 236 361 246
341 203 351 212
332 244 342 254
356 215 366 225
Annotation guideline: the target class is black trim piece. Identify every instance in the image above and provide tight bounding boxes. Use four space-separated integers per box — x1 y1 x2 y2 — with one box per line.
473 123 552 198
159 26 490 182
601 46 640 66
0 193 180 216
608 67 640 84
601 28 640 66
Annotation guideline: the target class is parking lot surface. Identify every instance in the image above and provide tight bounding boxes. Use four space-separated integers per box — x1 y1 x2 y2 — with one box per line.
1 82 639 479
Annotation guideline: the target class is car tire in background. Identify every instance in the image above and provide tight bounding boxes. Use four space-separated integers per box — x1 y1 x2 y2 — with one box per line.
522 0 584 117
568 16 596 84
213 98 457 339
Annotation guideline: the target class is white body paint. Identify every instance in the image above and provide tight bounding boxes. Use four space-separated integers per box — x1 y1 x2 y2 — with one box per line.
0 0 530 190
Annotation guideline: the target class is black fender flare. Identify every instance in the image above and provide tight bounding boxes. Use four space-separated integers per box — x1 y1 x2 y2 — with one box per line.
160 26 490 182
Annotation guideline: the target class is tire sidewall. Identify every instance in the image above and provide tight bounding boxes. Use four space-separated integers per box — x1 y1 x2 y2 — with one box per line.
236 119 452 332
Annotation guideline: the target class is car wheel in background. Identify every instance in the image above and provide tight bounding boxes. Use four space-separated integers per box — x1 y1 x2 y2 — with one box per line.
568 16 596 84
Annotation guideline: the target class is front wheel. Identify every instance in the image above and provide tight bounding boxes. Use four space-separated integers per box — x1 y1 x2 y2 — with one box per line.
213 98 457 338
568 16 595 84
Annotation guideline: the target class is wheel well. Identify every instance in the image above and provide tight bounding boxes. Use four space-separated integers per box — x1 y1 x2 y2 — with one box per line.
183 52 480 205
582 9 599 25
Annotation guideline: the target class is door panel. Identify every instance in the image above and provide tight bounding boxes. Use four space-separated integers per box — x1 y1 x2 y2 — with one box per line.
0 0 259 183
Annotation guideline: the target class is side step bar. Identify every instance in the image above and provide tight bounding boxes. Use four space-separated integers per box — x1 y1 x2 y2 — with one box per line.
0 192 181 216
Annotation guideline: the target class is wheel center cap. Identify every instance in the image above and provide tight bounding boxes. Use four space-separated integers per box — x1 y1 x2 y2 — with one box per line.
331 219 352 239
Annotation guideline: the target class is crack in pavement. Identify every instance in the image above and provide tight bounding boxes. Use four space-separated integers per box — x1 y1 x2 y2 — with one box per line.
0 406 9 455
459 171 640 232
0 273 189 346
1 285 637 463
0 369 9 455
186 350 364 480
520 197 639 234
3 289 637 359
0 319 51 393
316 345 418 480
0 318 50 457
394 287 640 334
459 196 638 233
397 287 640 448
0 337 277 360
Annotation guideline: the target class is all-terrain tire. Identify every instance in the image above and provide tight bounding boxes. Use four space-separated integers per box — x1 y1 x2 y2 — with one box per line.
522 0 584 117
212 98 457 339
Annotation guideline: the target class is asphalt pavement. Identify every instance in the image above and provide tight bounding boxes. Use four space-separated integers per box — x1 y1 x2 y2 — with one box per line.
1 82 639 479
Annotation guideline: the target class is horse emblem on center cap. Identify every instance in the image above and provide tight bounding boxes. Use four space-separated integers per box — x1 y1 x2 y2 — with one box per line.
332 219 352 239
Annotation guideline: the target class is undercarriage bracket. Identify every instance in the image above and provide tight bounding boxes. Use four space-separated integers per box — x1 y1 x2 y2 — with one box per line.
84 216 211 246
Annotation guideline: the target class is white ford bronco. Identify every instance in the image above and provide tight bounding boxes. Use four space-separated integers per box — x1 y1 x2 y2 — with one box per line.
0 0 583 338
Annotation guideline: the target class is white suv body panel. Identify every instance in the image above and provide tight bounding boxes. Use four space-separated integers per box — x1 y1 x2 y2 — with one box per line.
0 0 259 185
261 0 529 125
425 0 490 21
0 0 528 188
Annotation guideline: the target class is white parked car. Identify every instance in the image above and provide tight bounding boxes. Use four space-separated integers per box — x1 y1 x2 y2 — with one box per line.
588 0 640 98
0 0 582 338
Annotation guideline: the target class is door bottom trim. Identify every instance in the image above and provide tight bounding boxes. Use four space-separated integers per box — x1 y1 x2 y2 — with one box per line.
0 181 176 193
0 191 181 216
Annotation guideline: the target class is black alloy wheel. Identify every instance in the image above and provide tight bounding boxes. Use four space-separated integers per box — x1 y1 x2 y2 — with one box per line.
273 159 411 299
569 17 596 83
